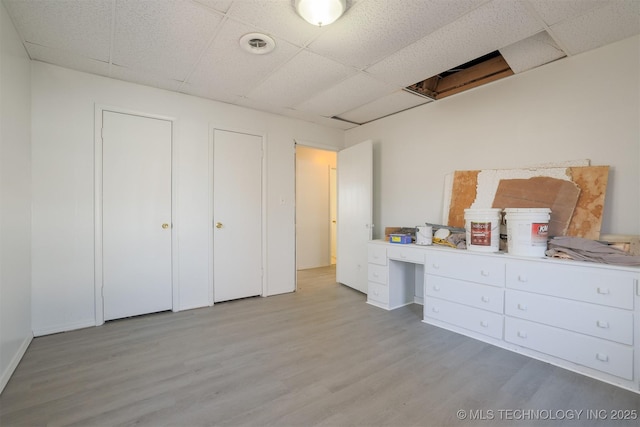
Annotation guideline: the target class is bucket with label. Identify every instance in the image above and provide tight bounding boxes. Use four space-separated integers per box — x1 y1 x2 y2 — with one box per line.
464 208 502 252
504 208 551 257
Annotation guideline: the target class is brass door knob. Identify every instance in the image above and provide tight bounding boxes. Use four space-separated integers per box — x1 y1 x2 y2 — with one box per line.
162 223 170 229
215 222 223 229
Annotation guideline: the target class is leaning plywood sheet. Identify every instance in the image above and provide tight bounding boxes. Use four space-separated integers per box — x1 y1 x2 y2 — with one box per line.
446 165 609 239
447 170 479 228
566 166 609 239
491 176 580 237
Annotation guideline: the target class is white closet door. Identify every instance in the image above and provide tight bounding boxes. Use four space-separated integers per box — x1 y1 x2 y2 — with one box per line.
102 111 172 320
213 129 263 302
336 140 373 294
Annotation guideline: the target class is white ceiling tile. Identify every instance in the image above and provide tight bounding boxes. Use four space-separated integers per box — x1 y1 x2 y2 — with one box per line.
226 0 323 46
26 43 111 77
309 0 488 69
281 108 359 130
500 31 566 73
294 73 397 117
109 64 183 93
187 19 300 96
179 82 242 105
526 0 611 26
246 50 356 108
192 0 234 14
112 0 223 81
3 0 112 61
338 90 431 124
365 0 544 87
549 0 640 55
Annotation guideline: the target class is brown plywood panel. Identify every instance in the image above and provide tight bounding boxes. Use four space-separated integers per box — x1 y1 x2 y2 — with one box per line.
447 170 479 228
491 176 580 237
566 166 609 239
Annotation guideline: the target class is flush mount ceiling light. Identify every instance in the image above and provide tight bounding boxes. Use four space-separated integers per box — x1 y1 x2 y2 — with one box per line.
239 33 276 55
295 0 346 27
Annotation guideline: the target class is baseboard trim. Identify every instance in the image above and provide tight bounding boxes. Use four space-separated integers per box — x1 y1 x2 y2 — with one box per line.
0 334 33 394
33 319 96 337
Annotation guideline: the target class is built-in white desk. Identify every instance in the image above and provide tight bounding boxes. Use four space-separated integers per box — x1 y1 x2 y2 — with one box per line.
367 240 640 394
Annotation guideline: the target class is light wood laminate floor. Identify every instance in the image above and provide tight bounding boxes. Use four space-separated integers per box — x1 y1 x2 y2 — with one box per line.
1 265 639 426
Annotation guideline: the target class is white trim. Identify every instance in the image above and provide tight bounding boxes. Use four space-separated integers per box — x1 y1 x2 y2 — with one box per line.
294 138 341 152
0 335 32 393
32 320 96 337
208 125 267 303
94 104 179 325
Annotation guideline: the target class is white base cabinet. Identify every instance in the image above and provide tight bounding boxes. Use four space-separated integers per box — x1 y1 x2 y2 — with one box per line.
367 240 640 393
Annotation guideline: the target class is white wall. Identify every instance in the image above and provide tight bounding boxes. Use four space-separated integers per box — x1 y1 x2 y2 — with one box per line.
346 35 640 238
295 145 337 270
30 62 344 335
0 2 32 392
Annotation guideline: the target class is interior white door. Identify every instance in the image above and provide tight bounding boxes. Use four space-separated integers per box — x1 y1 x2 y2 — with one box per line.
102 111 172 321
336 140 373 294
330 167 337 265
213 129 263 302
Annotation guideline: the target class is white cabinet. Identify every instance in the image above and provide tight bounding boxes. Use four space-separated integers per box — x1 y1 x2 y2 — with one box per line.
366 240 640 393
504 259 636 381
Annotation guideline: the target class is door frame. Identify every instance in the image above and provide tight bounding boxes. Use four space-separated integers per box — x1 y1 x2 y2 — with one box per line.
94 105 179 326
293 139 339 291
208 125 267 306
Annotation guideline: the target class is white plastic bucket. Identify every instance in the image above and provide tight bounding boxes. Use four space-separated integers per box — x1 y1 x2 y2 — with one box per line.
504 208 551 257
416 225 433 245
464 208 502 252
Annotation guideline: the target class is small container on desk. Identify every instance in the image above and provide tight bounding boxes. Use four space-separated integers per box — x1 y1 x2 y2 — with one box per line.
389 234 413 244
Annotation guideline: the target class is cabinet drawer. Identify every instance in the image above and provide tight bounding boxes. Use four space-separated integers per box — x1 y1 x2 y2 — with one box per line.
368 244 387 266
424 297 503 339
505 290 633 345
368 264 388 285
425 252 505 287
425 275 504 314
506 260 635 309
367 282 389 305
505 318 633 380
387 246 424 264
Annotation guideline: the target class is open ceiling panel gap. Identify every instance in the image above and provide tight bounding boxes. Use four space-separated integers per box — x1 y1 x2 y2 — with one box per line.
406 51 514 100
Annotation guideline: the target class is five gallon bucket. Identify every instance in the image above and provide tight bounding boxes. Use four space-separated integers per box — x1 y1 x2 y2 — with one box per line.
504 208 551 257
464 208 502 252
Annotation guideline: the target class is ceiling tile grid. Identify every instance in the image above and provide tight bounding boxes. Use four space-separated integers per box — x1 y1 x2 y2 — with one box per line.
3 0 112 61
186 18 300 97
337 90 432 124
364 0 544 88
2 0 639 128
293 72 398 117
112 0 224 81
245 49 356 108
306 0 489 70
548 0 640 55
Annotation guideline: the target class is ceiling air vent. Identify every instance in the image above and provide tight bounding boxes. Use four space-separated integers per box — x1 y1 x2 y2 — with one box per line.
406 51 513 100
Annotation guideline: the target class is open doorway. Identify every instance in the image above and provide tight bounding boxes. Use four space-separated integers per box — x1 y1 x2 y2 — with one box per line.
295 145 337 284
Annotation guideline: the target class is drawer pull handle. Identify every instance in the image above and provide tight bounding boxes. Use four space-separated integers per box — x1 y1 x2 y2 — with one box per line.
481 296 490 303
517 331 527 339
373 290 379 296
480 270 490 277
517 275 528 283
431 307 440 314
517 303 527 311
432 263 440 269
433 286 441 292
480 321 489 328
595 353 609 362
372 273 379 278
596 320 610 329
597 287 610 295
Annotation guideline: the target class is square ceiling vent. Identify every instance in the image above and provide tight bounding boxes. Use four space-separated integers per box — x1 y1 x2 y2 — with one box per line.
405 51 513 100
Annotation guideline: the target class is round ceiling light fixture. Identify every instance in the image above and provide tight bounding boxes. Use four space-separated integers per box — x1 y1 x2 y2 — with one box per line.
295 0 346 27
239 33 276 55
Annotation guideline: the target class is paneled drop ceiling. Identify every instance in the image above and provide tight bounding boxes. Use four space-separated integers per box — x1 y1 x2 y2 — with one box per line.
3 0 639 129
